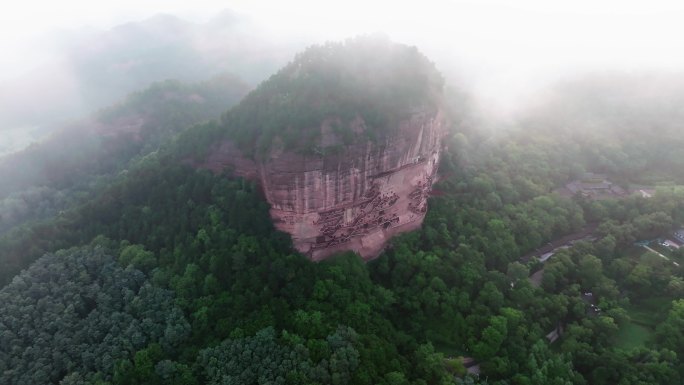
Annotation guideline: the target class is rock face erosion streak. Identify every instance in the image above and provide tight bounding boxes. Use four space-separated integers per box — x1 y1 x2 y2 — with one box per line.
203 110 445 260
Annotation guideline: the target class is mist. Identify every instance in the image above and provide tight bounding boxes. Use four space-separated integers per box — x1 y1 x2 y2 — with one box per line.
3 0 684 155
0 7 307 154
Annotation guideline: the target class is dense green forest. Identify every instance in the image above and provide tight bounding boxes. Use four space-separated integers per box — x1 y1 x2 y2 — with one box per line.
1 39 684 384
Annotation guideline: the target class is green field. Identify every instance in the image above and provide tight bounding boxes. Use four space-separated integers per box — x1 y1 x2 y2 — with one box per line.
625 297 672 327
613 296 673 350
614 321 652 350
623 245 647 260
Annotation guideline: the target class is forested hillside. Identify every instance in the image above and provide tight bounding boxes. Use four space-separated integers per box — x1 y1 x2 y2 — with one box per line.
0 246 189 385
1 41 684 384
0 74 248 236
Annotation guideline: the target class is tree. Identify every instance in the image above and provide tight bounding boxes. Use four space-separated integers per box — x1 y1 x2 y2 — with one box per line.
656 300 684 356
0 246 189 385
119 243 156 273
473 316 507 361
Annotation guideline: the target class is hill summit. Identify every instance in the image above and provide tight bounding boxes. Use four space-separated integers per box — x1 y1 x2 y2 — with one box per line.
197 37 447 259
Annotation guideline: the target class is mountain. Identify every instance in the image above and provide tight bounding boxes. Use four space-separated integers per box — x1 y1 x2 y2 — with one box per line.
185 36 446 259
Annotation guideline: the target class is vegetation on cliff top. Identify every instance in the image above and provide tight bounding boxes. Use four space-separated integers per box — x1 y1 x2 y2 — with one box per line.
219 36 444 157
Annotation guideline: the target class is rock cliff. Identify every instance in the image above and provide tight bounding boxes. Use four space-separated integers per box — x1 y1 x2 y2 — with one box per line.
201 109 445 259
262 112 444 260
196 37 446 259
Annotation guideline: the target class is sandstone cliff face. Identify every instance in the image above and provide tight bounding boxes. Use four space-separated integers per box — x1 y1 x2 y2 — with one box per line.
202 109 445 260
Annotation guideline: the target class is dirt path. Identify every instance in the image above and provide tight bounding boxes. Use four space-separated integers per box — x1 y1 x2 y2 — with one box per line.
529 269 545 287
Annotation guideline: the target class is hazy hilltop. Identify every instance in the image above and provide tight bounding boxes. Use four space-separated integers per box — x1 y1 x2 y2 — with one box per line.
219 36 443 155
63 11 300 109
0 10 305 155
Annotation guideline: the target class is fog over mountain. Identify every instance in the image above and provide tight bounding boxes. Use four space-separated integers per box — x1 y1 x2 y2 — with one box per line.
4 1 684 155
0 10 308 154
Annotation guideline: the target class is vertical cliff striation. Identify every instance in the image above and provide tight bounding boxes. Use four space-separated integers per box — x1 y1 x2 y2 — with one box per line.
261 111 445 259
194 36 447 259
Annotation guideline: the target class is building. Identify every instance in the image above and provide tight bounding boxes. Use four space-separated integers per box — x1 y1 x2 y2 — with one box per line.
564 173 626 199
673 229 684 244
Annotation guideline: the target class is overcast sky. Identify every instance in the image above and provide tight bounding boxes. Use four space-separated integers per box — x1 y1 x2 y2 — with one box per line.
3 0 684 110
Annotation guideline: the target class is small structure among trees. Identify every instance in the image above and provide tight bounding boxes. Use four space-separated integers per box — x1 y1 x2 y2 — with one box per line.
563 173 626 199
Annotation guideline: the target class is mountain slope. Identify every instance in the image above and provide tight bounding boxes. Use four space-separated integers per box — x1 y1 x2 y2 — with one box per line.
0 74 249 236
